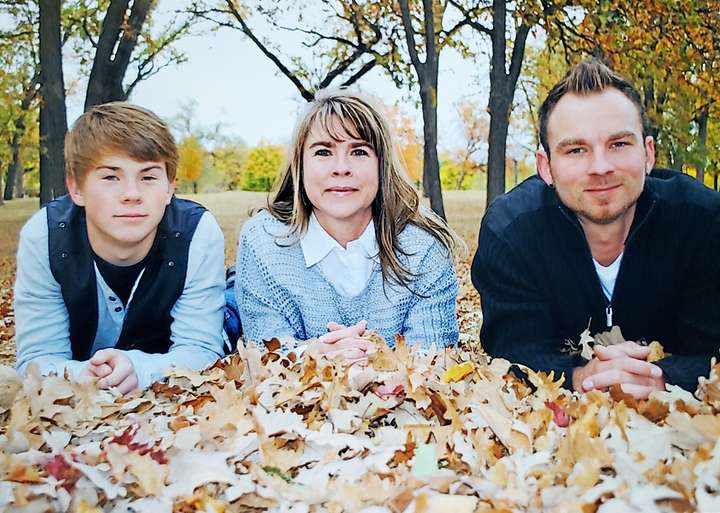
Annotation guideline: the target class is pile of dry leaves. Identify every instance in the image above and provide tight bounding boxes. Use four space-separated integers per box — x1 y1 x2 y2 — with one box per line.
1 334 720 513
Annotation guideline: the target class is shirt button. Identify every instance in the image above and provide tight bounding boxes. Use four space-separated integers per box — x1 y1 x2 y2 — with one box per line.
174 232 181 238
58 222 66 228
60 252 68 259
168 260 175 268
114 306 122 313
109 296 117 302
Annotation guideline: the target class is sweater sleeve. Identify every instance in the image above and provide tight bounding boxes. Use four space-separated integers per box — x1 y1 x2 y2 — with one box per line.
235 220 300 345
656 210 720 392
472 222 581 389
401 239 459 349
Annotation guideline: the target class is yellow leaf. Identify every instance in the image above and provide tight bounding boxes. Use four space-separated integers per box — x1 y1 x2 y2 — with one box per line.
442 361 474 383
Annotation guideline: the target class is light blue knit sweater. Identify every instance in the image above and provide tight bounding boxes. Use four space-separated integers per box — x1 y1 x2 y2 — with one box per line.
235 210 459 349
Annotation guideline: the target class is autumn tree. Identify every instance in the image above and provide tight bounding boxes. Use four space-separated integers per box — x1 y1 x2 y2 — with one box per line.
241 143 285 192
177 136 205 193
549 0 720 184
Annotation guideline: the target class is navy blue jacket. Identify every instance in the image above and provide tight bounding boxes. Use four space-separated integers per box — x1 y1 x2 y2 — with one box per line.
472 169 720 392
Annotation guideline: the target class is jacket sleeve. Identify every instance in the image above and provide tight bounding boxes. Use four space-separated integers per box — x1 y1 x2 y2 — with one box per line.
235 221 300 346
124 212 226 389
656 209 720 392
14 210 86 379
472 221 581 389
401 240 459 349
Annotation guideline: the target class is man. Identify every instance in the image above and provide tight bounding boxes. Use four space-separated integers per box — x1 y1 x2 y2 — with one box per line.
14 102 226 394
472 58 720 398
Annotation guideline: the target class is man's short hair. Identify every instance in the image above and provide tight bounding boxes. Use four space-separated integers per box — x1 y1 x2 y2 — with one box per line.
65 102 178 183
538 58 650 156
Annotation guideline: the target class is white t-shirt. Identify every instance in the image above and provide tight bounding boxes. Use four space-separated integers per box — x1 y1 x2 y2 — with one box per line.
593 252 624 301
300 213 378 298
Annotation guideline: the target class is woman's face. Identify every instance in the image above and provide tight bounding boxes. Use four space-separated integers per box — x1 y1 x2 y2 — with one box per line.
302 116 379 232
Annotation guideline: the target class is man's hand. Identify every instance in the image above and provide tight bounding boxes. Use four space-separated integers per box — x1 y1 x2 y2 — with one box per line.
573 341 665 399
318 320 369 363
81 349 138 395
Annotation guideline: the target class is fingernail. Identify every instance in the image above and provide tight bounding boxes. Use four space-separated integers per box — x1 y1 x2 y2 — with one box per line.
651 367 662 378
318 334 328 343
583 379 594 390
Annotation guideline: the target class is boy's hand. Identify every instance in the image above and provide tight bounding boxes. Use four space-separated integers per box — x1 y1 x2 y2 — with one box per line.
84 349 138 394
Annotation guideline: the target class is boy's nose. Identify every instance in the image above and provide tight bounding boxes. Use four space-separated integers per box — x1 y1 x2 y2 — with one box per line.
121 181 142 201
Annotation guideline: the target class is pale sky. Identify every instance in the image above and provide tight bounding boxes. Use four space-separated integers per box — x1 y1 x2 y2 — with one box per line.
66 2 536 160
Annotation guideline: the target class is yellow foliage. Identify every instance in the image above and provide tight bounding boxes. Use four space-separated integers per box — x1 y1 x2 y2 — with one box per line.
177 136 205 184
442 361 474 383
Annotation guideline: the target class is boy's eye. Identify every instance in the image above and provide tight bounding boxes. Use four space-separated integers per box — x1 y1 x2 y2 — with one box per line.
141 175 159 181
102 174 120 181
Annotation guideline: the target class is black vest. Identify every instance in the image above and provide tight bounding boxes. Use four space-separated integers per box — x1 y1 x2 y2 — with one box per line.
46 195 206 360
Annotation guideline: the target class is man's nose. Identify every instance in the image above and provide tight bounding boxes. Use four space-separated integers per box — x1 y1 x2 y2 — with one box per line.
589 149 614 175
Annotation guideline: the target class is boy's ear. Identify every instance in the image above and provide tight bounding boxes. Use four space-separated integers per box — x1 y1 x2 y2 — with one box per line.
66 175 86 207
166 178 176 205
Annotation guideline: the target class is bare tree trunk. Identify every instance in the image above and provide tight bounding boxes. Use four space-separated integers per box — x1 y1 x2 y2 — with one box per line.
84 0 152 109
485 0 530 209
398 0 445 219
39 0 68 206
4 131 22 200
696 105 709 186
419 85 444 217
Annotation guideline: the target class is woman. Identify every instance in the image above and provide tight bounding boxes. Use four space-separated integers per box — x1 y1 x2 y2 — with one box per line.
235 90 462 360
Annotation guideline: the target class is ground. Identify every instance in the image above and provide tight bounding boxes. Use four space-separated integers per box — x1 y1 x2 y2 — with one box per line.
0 191 485 367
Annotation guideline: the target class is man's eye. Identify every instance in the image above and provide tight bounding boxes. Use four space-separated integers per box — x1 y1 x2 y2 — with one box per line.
611 141 629 149
567 147 585 155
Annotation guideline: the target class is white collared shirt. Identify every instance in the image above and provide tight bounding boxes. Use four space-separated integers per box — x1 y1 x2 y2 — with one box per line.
300 213 378 298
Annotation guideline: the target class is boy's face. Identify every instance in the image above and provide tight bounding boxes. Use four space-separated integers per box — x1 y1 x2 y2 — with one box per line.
67 154 175 265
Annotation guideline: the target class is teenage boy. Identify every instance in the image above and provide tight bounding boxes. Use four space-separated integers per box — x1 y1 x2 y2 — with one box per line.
472 58 720 398
14 102 226 394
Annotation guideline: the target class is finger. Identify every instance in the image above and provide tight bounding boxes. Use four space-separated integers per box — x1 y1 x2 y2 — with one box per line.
617 357 663 378
327 322 346 331
115 374 139 395
583 369 659 391
320 337 369 354
319 323 367 344
89 349 116 365
98 364 133 389
620 382 663 399
88 363 113 378
594 342 650 361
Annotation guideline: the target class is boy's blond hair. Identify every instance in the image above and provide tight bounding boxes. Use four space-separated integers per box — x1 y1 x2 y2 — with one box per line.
65 102 178 183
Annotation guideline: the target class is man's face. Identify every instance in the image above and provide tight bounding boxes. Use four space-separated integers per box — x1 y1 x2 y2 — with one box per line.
67 153 175 264
536 88 655 226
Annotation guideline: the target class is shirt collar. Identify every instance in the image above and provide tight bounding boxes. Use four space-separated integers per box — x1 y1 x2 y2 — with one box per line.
300 213 376 268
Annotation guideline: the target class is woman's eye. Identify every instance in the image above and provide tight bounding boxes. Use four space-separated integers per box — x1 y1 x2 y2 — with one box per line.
351 147 370 156
314 149 331 156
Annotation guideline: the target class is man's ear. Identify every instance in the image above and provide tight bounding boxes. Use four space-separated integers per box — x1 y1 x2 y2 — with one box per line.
644 136 656 174
66 174 86 207
536 150 553 186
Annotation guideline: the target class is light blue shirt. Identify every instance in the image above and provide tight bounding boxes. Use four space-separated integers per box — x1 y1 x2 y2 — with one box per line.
14 208 226 389
236 210 459 349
